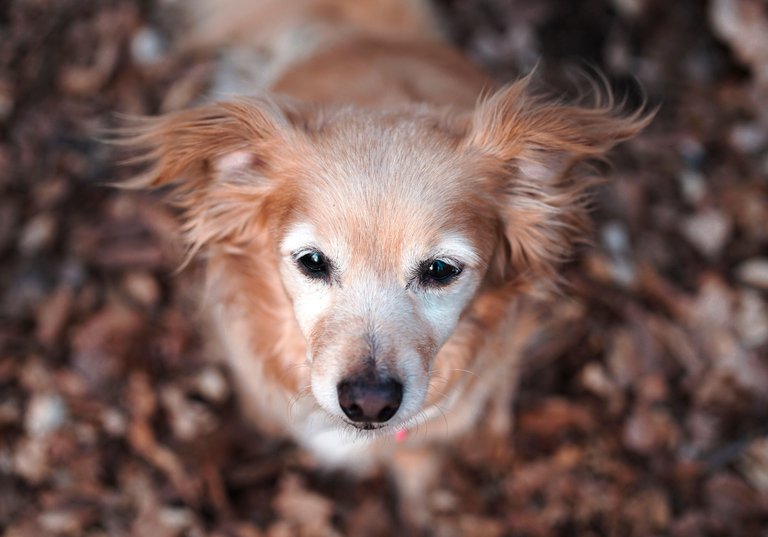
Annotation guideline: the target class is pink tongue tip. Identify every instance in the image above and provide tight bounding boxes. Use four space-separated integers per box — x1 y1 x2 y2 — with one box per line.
395 429 408 443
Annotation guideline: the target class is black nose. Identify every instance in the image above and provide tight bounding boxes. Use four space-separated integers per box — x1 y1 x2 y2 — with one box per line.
337 375 403 423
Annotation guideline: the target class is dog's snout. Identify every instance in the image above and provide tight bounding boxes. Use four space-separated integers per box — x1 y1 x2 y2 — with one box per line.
337 374 403 423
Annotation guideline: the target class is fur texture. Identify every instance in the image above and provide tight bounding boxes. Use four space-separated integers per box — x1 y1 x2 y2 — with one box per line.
121 0 652 504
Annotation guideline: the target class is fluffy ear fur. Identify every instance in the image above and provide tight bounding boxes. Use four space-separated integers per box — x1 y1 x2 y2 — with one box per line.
118 97 298 260
466 77 654 287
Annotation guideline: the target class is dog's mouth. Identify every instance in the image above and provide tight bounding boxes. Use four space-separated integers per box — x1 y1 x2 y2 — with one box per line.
347 422 386 431
338 417 407 438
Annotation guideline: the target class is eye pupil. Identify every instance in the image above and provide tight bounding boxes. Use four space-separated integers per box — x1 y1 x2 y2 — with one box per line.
430 261 447 277
424 259 460 283
299 252 328 275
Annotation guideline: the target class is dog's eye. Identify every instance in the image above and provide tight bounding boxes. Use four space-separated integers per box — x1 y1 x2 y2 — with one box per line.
422 259 461 285
298 251 329 278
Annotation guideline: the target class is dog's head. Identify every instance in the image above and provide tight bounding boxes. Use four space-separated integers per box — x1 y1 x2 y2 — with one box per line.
122 79 649 431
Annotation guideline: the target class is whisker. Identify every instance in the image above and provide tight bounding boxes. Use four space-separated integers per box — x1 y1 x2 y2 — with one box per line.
276 361 311 387
287 385 313 420
285 362 311 372
425 386 450 403
434 404 449 434
443 368 478 379
412 411 424 440
428 372 450 387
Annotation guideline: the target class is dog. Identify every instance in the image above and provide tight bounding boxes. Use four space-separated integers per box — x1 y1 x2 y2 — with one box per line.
123 0 650 522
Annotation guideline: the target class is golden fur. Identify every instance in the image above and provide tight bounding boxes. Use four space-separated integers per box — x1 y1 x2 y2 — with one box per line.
121 0 652 523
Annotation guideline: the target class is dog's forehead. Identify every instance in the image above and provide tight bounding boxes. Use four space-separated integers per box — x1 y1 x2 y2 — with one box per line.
305 109 464 175
287 115 482 263
304 115 473 207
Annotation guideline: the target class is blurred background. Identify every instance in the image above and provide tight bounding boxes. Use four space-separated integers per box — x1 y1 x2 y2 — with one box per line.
1 0 767 535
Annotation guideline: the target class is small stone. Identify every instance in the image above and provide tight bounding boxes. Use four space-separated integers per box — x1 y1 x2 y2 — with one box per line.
739 438 768 492
601 221 632 256
14 436 50 483
736 258 768 290
678 169 707 205
680 209 731 258
158 507 195 531
161 386 217 441
735 289 768 347
579 362 615 398
710 0 768 84
122 271 161 308
130 27 168 66
430 489 458 513
101 408 128 437
610 0 646 18
25 393 67 437
729 122 768 154
607 328 641 389
195 367 229 403
601 221 635 287
38 509 83 534
18 213 57 255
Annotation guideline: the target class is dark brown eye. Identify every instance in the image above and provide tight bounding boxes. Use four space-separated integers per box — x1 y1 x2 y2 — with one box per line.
422 259 461 284
298 252 329 278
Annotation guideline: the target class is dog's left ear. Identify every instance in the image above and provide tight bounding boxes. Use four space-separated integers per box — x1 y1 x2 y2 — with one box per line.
465 78 653 285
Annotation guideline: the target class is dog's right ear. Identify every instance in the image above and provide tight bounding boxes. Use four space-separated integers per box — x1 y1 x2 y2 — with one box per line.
118 97 298 257
122 98 293 188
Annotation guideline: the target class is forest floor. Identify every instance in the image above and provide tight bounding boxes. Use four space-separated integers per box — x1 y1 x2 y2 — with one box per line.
1 0 768 535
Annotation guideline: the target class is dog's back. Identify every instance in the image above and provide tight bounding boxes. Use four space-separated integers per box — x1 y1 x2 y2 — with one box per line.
184 0 491 107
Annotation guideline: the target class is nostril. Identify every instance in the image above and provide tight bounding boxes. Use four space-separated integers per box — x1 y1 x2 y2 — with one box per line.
337 381 357 417
346 403 363 421
376 380 403 422
337 376 403 424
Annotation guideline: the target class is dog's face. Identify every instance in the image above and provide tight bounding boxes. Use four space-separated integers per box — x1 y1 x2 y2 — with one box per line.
125 81 648 431
273 114 499 428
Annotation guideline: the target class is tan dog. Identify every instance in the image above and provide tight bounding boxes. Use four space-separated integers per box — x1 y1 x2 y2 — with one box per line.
124 0 650 521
